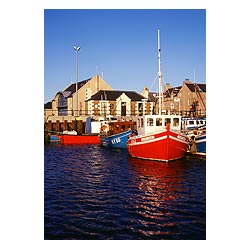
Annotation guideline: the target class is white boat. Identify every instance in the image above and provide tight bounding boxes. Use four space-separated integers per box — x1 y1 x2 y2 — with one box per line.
127 30 190 162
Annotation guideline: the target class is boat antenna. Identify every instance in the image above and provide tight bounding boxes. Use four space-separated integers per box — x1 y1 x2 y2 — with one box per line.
158 29 163 115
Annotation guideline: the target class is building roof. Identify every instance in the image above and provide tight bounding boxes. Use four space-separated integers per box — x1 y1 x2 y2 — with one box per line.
164 86 182 98
60 91 72 98
186 83 206 92
44 101 52 109
148 92 157 102
88 90 147 101
64 78 91 95
164 83 206 98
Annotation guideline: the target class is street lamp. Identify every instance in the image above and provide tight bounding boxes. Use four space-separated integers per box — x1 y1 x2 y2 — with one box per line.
73 46 80 116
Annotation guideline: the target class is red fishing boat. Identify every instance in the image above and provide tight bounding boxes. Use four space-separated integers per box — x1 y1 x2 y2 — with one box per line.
59 134 100 144
127 115 189 162
127 29 189 162
56 117 102 145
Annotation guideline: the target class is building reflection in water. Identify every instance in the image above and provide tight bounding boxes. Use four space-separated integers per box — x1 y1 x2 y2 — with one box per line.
128 157 188 238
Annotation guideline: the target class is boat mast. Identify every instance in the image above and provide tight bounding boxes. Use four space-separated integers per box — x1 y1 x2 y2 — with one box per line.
158 29 163 115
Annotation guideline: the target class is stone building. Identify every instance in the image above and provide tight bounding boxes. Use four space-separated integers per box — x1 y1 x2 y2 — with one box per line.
44 74 112 120
164 79 206 117
87 90 154 118
44 74 154 121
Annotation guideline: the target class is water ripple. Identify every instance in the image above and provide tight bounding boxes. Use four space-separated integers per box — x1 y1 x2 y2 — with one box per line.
45 144 206 239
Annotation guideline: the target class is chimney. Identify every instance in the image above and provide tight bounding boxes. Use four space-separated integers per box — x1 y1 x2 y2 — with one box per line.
141 86 149 99
164 83 172 92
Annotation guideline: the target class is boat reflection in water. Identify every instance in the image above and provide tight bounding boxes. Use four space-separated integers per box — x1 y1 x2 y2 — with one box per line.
128 157 205 239
129 157 185 200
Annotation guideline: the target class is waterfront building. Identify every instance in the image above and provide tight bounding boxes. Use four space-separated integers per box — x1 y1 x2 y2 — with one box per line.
44 74 155 122
86 90 154 117
140 80 206 117
44 75 206 124
163 79 206 117
44 74 112 120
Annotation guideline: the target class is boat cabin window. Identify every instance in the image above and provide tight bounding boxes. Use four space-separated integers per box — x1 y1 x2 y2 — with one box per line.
196 121 200 125
173 118 180 126
165 118 171 126
156 118 162 126
189 120 194 125
147 118 154 126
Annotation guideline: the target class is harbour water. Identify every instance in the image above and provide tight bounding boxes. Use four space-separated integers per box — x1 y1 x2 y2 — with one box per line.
44 143 206 240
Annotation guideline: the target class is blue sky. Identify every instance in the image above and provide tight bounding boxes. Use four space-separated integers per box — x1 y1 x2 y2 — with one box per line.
44 9 206 103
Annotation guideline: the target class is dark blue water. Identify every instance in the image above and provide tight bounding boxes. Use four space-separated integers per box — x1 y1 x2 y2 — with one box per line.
44 144 206 240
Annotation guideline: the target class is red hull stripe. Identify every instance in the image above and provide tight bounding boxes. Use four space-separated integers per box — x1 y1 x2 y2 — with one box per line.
169 135 189 144
129 135 168 145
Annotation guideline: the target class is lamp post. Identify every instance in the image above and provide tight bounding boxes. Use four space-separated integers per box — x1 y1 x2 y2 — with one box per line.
73 46 80 116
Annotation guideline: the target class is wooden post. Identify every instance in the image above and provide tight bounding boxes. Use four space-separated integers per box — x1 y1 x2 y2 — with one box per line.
56 120 60 132
62 120 67 131
48 120 52 132
72 120 76 132
77 120 83 134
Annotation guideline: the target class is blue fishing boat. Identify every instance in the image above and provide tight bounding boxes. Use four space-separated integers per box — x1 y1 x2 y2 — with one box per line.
188 126 206 156
194 133 206 155
99 119 137 149
100 129 136 149
49 134 61 142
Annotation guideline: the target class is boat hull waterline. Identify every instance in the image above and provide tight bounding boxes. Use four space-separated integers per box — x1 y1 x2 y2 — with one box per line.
127 125 190 162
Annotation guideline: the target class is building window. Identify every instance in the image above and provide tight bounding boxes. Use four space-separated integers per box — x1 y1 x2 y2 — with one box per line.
58 94 68 116
101 102 108 115
138 102 143 116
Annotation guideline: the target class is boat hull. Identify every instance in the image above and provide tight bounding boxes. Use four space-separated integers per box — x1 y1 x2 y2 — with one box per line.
190 134 206 156
101 130 133 149
127 126 189 162
60 134 100 144
49 135 61 142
